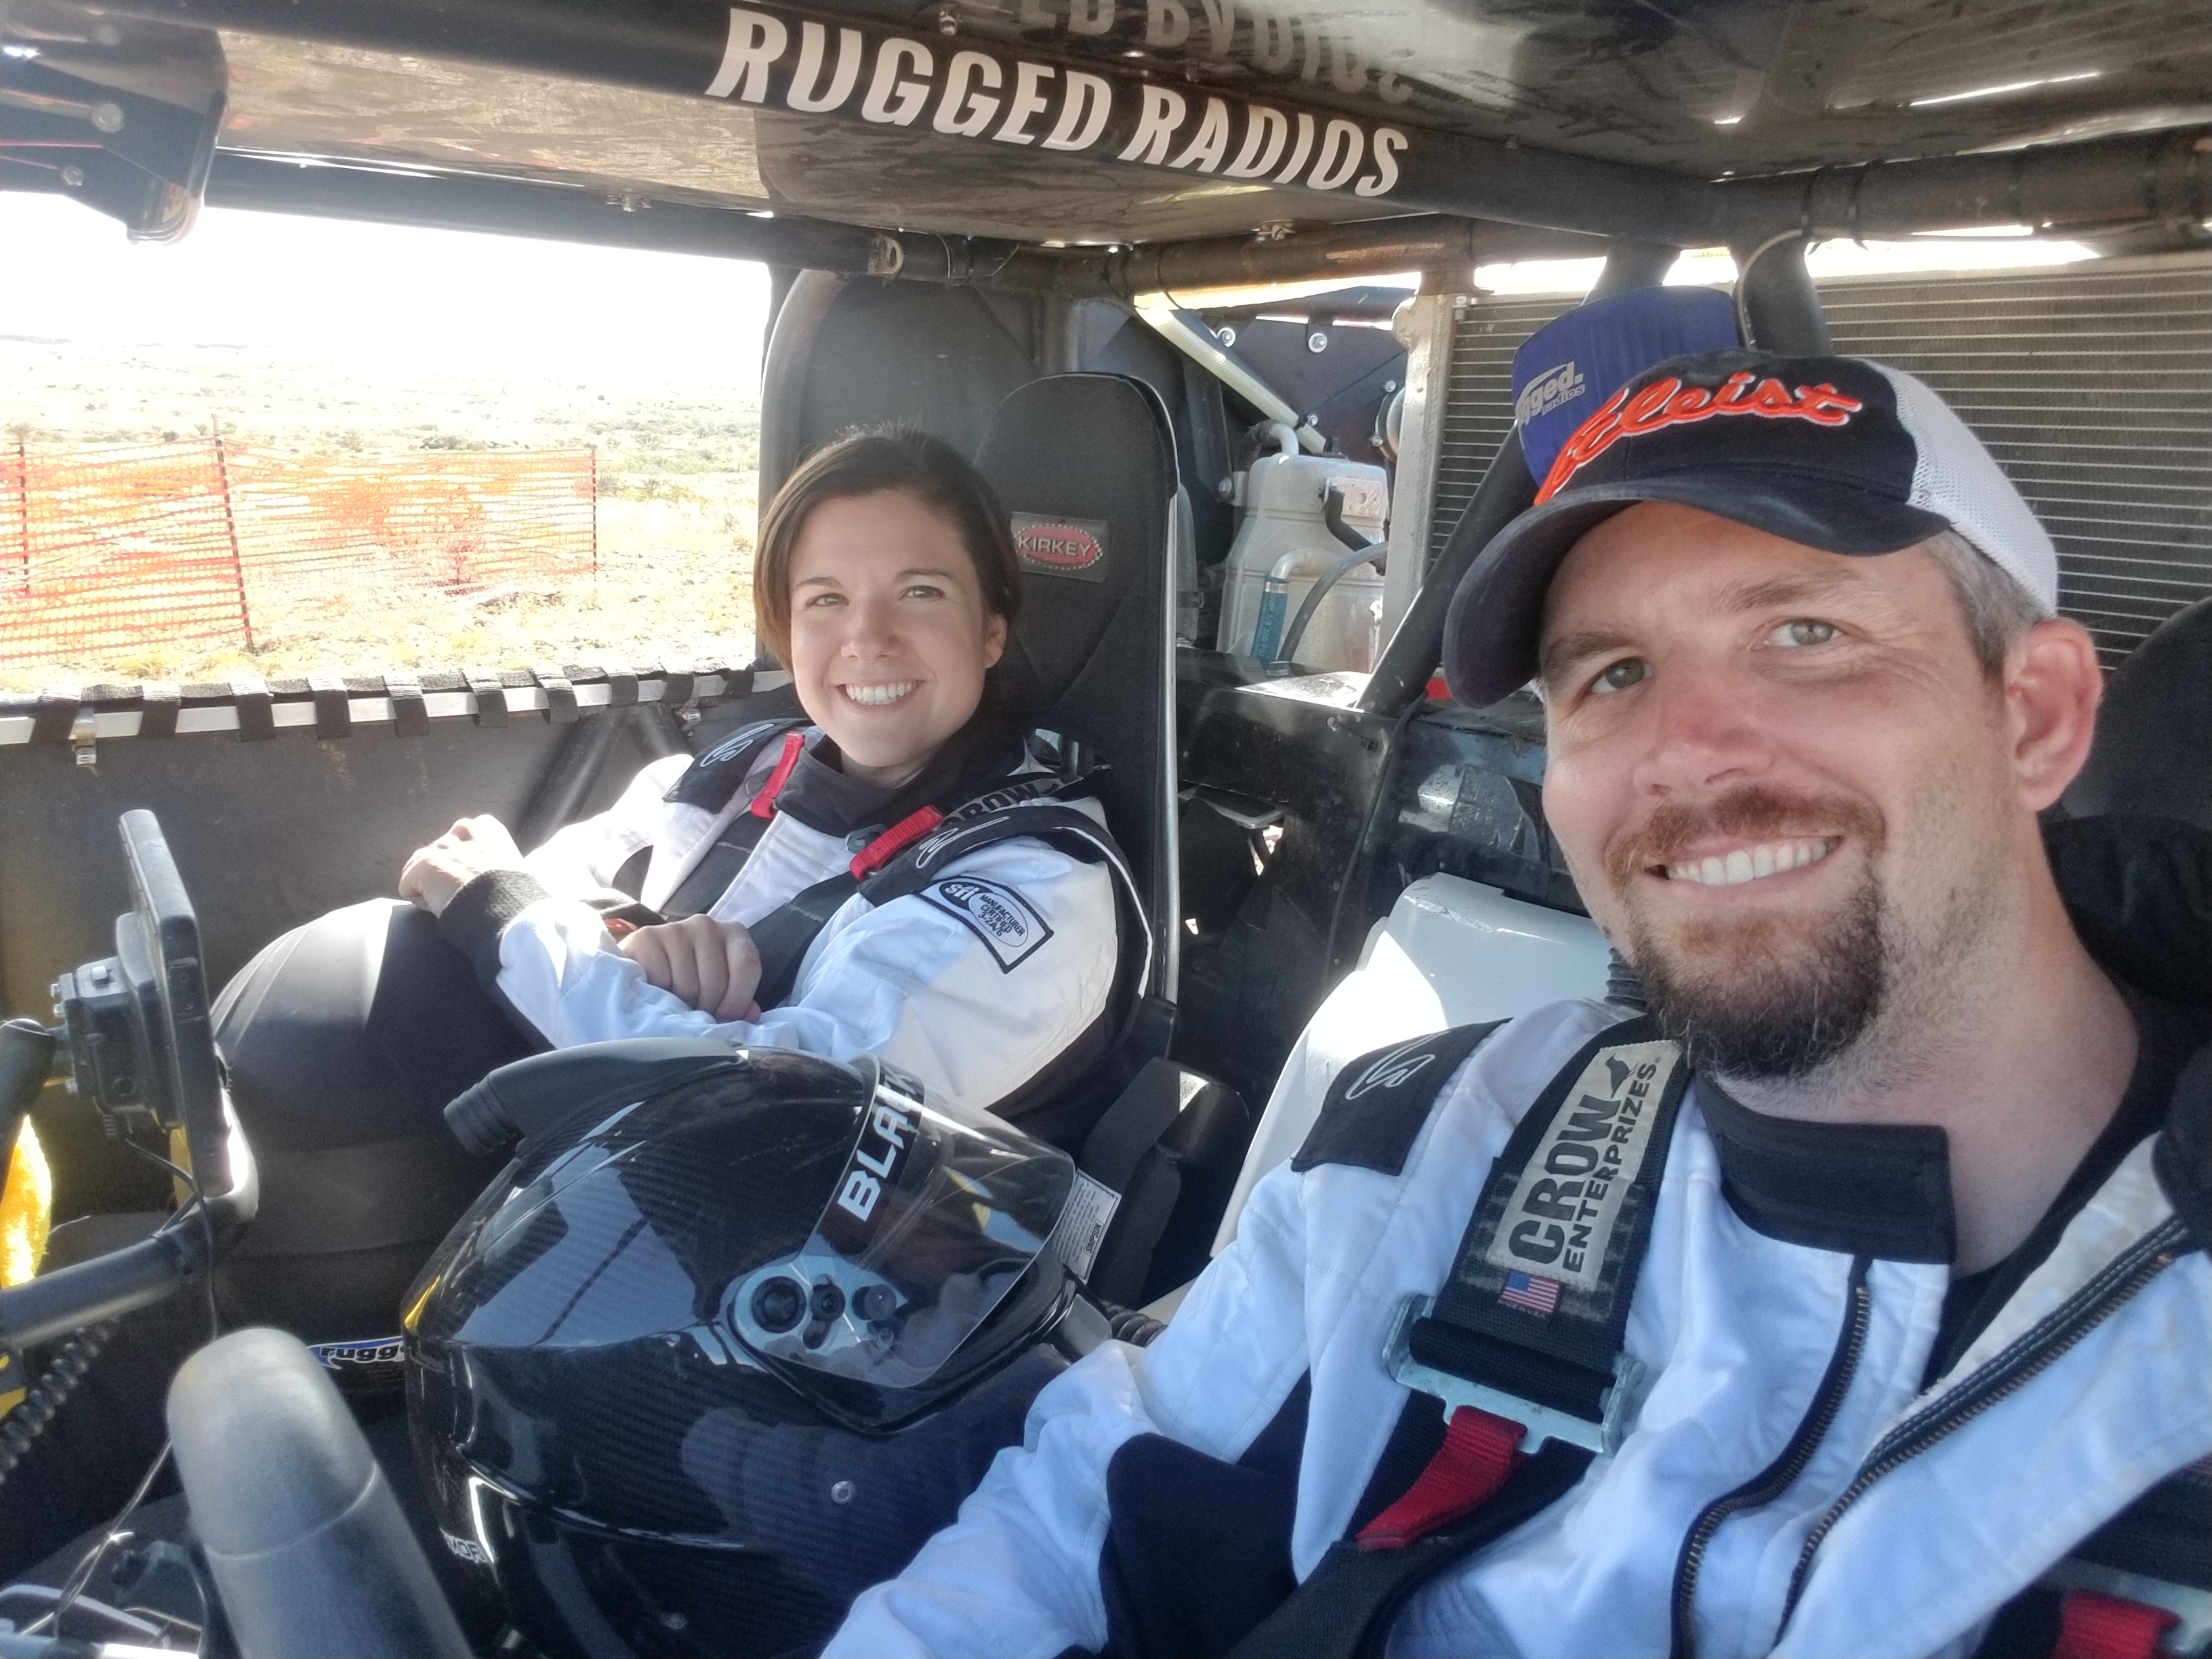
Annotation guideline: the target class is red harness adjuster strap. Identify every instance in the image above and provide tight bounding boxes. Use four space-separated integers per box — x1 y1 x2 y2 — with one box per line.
2052 1589 2180 1659
849 805 945 879
1356 1406 1527 1552
747 732 807 819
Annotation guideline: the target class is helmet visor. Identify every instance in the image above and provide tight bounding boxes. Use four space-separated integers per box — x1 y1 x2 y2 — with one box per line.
727 1059 1074 1390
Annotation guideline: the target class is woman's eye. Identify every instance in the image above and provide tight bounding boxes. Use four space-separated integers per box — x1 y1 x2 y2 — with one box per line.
903 583 945 600
803 592 844 609
1773 619 1838 648
1591 657 1650 695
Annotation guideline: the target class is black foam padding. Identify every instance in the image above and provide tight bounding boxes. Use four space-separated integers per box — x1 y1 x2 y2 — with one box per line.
533 662 578 723
463 668 507 726
137 680 180 739
167 1328 470 1658
382 669 430 737
2067 597 2212 830
977 374 1178 981
306 671 352 740
230 676 274 742
30 687 79 745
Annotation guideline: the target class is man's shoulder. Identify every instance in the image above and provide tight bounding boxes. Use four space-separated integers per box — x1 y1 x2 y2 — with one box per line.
1293 999 1633 1183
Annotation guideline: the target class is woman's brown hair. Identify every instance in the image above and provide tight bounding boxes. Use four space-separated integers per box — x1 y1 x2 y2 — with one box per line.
752 427 1023 667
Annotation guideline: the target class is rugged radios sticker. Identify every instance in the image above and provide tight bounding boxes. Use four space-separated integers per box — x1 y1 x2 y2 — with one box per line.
702 7 1410 203
1483 1040 1681 1293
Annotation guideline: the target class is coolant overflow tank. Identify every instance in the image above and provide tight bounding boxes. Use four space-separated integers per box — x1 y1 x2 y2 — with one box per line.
1218 452 1388 671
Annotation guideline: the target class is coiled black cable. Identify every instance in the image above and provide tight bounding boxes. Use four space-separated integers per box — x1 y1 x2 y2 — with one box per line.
0 1320 117 1490
1095 1301 1167 1348
1605 949 1649 1012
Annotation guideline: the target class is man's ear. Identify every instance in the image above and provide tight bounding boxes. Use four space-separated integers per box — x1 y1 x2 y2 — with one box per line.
2006 617 2103 811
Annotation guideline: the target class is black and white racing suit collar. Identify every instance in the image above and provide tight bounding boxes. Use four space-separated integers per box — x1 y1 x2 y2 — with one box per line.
1694 1082 1956 1263
774 701 1029 841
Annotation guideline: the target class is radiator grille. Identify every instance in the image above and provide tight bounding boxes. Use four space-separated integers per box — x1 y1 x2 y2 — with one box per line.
1427 255 2212 668
1427 296 1567 573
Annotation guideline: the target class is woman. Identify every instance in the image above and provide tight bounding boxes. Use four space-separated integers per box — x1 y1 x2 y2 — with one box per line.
398 429 1119 1115
212 428 1124 1343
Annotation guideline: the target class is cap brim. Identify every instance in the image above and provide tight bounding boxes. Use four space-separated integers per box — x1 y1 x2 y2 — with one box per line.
1441 471 1952 708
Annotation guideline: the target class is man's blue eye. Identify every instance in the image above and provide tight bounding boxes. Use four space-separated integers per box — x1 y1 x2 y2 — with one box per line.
1775 620 1837 647
1595 658 1649 694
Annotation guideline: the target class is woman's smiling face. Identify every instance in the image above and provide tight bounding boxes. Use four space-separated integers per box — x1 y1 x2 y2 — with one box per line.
785 489 1008 790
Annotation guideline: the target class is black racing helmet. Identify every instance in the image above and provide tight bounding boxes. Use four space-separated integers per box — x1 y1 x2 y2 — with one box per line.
403 1040 1087 1657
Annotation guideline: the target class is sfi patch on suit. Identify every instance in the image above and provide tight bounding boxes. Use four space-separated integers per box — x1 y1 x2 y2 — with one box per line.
924 876 1053 971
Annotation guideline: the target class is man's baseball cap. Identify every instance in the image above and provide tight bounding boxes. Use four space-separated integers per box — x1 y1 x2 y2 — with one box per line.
1441 349 2060 708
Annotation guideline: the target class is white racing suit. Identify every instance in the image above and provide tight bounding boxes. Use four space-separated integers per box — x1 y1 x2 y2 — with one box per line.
830 825 2211 1658
438 723 1121 1118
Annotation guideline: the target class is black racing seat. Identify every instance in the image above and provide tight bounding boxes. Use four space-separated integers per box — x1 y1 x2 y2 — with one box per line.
978 373 1183 1055
977 376 1251 1303
2066 596 2212 831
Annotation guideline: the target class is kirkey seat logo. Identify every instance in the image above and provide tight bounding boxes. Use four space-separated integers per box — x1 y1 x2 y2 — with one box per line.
1012 512 1109 582
1536 373 1866 503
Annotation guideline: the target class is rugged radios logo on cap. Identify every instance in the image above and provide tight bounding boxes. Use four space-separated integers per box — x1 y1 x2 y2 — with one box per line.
1536 372 1866 504
1515 360 1586 426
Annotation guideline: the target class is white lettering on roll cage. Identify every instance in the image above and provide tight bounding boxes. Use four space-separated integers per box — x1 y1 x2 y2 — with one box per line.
706 6 1407 199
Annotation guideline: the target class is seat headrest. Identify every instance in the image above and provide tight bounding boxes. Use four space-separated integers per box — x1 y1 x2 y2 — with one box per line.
2066 596 2212 830
976 374 1176 718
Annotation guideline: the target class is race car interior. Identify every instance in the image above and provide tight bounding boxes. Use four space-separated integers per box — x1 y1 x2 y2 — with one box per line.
1 0 2208 1654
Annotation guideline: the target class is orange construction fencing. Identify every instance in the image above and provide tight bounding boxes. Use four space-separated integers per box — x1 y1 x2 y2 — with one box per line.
1 437 597 674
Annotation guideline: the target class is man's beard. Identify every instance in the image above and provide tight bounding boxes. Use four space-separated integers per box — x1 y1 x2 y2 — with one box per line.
1605 788 1889 1082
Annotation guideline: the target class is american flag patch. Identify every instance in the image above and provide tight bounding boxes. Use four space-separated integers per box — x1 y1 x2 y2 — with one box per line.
1499 1271 1561 1316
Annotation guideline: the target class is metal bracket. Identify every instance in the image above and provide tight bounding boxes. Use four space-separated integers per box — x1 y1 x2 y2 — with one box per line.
1382 1294 1643 1456
68 705 98 769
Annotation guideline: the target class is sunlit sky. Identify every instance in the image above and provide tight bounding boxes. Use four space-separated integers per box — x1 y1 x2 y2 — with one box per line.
1 194 776 392
3 191 2098 367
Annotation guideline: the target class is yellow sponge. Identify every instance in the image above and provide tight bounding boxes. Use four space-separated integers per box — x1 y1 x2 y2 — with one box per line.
2 1121 53 1290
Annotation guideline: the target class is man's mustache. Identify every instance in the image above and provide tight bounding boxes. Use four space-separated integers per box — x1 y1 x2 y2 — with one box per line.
1602 787 1885 889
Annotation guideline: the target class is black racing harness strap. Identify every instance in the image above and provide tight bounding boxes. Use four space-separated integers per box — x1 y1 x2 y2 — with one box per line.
645 724 1148 1030
1228 1016 1692 1659
653 718 813 918
750 783 1146 1015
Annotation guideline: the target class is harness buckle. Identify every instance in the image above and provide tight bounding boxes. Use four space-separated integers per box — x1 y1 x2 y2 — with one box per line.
1382 1293 1643 1456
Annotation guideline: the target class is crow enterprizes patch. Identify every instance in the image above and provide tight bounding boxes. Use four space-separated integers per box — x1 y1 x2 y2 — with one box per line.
1483 1040 1679 1293
923 876 1053 971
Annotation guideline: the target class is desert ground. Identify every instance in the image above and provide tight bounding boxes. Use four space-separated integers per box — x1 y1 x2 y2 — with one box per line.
2 331 760 691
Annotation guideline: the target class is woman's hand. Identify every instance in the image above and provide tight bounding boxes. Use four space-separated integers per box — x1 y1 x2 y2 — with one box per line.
399 815 527 917
618 915 763 1023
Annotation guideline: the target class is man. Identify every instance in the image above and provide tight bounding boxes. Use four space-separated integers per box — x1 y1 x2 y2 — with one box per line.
826 352 2210 1658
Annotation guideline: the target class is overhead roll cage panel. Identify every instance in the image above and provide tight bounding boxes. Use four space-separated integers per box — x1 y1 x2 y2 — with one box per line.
5 1 2207 283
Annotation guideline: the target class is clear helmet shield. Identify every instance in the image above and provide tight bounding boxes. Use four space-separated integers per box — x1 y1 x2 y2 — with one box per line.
729 1060 1076 1390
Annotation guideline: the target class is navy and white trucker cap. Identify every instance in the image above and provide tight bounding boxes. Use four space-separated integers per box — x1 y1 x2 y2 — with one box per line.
1442 349 2060 708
